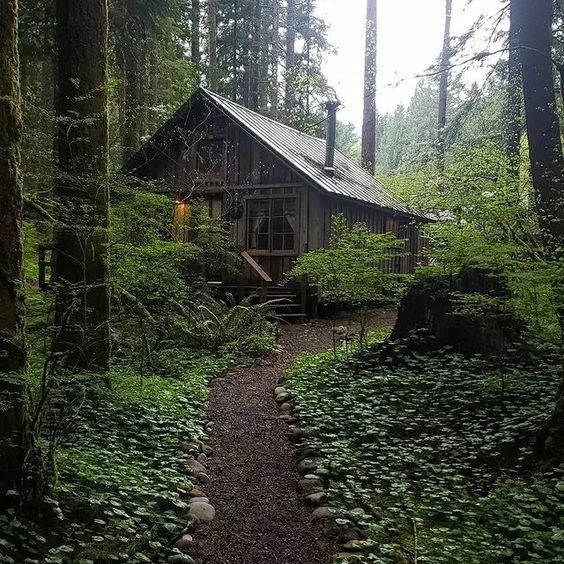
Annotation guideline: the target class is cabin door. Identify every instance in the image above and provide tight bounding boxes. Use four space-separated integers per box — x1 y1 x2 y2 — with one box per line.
245 196 298 283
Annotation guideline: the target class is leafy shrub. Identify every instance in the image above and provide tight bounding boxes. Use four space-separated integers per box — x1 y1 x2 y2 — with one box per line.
288 344 563 563
0 349 234 563
179 293 277 356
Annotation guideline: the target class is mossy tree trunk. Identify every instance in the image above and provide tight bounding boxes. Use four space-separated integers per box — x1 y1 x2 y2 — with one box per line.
53 0 110 373
0 0 32 503
514 0 564 460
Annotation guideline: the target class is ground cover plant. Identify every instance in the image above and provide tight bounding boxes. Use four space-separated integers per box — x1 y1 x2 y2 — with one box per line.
0 349 235 564
288 342 564 563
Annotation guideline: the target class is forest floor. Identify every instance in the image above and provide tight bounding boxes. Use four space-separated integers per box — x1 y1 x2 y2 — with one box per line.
194 313 395 564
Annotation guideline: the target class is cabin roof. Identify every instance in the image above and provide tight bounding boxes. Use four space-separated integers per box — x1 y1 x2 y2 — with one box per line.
126 88 425 218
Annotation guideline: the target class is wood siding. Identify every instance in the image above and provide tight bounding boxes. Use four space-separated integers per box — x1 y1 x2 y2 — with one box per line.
133 98 426 285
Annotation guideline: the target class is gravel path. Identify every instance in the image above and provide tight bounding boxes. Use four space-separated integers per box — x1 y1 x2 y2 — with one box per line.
194 315 395 564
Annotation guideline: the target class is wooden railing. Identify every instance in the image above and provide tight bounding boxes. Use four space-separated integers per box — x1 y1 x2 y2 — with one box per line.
240 250 272 302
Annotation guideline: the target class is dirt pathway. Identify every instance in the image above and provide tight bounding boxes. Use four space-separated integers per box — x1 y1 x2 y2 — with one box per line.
194 321 337 564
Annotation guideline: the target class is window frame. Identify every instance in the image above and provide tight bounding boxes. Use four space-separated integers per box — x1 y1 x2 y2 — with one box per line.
245 195 299 255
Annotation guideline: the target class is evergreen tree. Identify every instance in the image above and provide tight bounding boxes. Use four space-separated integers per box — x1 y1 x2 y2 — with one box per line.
0 0 32 504
53 0 111 372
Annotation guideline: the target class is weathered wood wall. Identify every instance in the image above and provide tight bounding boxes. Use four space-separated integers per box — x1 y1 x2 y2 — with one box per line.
133 96 427 284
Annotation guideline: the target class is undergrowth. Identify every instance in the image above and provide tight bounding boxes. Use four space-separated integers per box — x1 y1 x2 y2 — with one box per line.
288 341 564 563
0 350 235 564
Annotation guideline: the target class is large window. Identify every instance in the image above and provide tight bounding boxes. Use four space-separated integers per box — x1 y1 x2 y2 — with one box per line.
247 198 297 252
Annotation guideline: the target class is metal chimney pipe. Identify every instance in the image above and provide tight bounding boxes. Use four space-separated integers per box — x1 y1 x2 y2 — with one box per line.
324 100 339 176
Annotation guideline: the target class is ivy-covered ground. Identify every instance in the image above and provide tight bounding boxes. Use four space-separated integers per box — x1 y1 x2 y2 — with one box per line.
288 338 564 563
0 350 235 564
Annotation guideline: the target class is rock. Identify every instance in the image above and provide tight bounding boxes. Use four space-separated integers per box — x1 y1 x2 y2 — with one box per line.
180 441 200 454
298 478 324 494
332 553 363 562
278 414 293 421
205 421 215 431
200 434 210 441
304 473 320 480
168 555 195 564
295 447 322 462
189 488 206 498
311 506 338 522
305 491 328 505
342 540 365 551
188 501 215 522
279 402 292 413
288 427 312 441
195 472 210 484
196 453 208 464
275 392 290 404
174 534 194 551
297 457 322 474
187 459 207 475
188 497 209 504
322 518 362 542
274 386 286 396
201 444 213 456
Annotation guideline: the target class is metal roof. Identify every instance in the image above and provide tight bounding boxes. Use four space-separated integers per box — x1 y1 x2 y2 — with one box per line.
200 89 417 216
126 87 423 218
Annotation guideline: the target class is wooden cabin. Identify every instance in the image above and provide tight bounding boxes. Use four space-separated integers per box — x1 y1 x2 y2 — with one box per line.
124 88 428 318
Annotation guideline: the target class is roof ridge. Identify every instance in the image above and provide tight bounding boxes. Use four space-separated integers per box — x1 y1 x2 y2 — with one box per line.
200 88 326 143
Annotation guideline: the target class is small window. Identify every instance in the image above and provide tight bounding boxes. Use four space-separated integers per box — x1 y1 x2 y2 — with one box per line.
247 198 296 252
196 138 224 176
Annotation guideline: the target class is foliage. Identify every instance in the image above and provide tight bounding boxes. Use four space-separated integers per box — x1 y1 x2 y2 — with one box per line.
109 179 270 357
291 216 407 306
173 292 278 356
0 349 234 563
288 343 563 563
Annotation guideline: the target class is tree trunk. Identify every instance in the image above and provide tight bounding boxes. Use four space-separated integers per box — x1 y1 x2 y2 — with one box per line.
514 0 564 459
232 0 239 101
191 0 201 67
117 40 142 164
361 0 377 174
506 0 522 178
270 0 280 116
207 0 218 90
53 0 110 373
284 0 296 111
437 0 453 170
0 0 32 504
249 0 261 110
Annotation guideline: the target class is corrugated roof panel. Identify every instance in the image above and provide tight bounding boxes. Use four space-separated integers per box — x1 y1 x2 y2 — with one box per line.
201 89 416 216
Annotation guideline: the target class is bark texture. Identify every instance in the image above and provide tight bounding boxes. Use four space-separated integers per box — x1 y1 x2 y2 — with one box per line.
390 269 527 360
505 0 522 178
361 0 377 175
0 0 31 502
191 0 201 66
207 0 218 90
53 0 110 372
270 0 280 116
436 0 452 169
284 0 296 111
514 0 564 459
249 0 261 110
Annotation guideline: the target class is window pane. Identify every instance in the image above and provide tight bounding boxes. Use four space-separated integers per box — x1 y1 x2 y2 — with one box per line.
272 199 284 216
272 234 283 250
284 234 295 250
